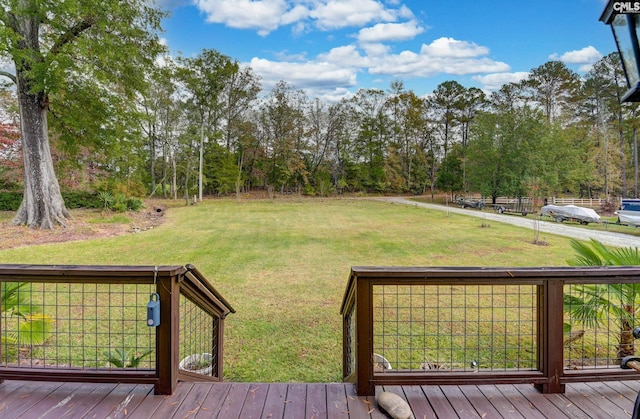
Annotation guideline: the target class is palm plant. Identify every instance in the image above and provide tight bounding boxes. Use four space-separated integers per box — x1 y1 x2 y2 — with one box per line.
1 282 53 348
103 348 153 368
566 239 640 358
97 191 114 212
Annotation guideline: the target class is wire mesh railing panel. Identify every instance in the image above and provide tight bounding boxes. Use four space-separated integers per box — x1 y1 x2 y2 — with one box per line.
344 304 355 377
1 282 156 370
372 284 538 373
178 292 218 377
564 282 639 370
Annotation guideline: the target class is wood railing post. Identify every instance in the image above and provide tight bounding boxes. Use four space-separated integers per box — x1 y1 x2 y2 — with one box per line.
536 279 565 393
355 277 375 396
155 271 180 395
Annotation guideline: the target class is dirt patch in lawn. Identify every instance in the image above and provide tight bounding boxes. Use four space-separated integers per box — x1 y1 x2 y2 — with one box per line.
0 204 167 250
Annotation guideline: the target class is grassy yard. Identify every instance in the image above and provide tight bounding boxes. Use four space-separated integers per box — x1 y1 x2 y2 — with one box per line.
0 197 581 382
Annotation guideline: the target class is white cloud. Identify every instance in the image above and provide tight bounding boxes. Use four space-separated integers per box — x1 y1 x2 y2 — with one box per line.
248 35 510 97
357 21 424 43
194 0 290 36
319 45 370 67
193 0 408 34
550 46 603 66
421 37 489 58
473 72 530 91
247 57 358 92
310 0 398 30
360 37 509 78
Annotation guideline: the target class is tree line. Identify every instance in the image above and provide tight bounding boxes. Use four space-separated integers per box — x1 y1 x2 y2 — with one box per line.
58 51 636 205
0 2 636 228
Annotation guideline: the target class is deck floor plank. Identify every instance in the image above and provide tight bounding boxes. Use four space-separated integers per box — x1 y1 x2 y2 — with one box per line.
399 384 437 418
478 384 525 418
283 383 308 419
438 385 482 418
239 383 270 419
495 384 547 419
216 382 251 419
170 382 216 419
585 380 635 413
343 383 372 419
15 382 84 419
601 380 639 404
544 391 598 419
128 381 194 419
512 384 570 419
421 385 464 419
459 384 503 418
365 391 386 419
564 382 626 419
260 382 288 419
39 382 123 419
194 381 232 419
1 380 639 418
305 383 327 419
5 381 65 418
77 383 146 419
325 381 349 419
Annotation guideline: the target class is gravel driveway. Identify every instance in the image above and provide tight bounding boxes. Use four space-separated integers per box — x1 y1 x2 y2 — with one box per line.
379 197 640 249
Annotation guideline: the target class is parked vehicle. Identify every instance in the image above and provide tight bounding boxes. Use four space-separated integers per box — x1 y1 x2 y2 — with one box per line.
491 200 532 216
456 197 485 210
621 199 640 212
541 204 601 225
616 210 640 227
614 199 640 226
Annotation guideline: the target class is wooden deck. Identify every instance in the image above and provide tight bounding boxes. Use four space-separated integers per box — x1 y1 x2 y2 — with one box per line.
1 379 640 418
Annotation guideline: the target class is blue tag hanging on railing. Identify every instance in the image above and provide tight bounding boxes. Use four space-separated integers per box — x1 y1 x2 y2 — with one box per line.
147 293 160 327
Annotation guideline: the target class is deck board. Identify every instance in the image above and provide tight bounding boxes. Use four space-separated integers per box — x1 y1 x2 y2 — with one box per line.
259 382 287 419
283 384 308 419
1 379 639 418
459 384 503 418
566 382 629 419
438 385 482 418
478 384 525 418
305 382 327 419
325 382 349 418
194 381 231 419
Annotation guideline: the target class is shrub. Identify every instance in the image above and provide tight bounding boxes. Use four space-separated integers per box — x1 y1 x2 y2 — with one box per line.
126 197 144 211
0 192 23 211
62 191 103 209
112 194 128 213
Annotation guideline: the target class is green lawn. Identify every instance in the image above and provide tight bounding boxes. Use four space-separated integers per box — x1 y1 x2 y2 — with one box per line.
0 197 580 382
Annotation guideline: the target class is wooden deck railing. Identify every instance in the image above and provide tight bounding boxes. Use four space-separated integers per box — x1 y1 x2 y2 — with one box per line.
0 264 234 395
341 266 640 396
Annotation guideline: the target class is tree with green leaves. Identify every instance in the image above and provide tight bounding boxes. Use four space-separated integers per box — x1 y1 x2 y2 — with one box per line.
259 80 308 192
466 82 544 203
177 49 239 201
567 239 640 358
348 88 389 192
0 0 165 228
429 80 466 158
524 61 580 124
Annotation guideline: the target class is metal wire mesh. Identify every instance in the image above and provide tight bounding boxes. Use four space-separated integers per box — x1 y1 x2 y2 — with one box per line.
344 305 355 377
1 282 156 370
372 284 537 373
178 292 218 377
564 282 639 370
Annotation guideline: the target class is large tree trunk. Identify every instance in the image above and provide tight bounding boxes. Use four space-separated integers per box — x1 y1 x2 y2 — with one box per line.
11 80 69 229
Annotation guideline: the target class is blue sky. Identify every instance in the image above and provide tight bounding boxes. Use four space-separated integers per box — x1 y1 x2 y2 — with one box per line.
158 0 614 100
